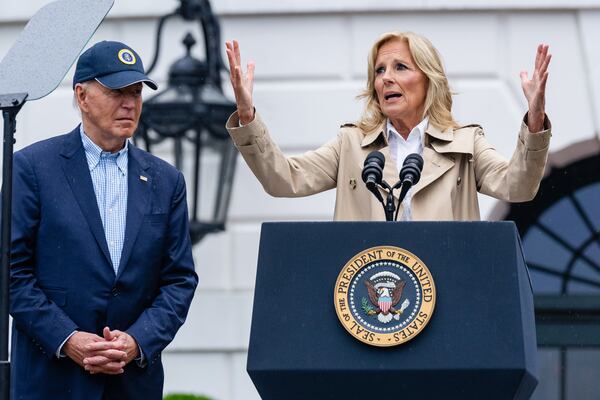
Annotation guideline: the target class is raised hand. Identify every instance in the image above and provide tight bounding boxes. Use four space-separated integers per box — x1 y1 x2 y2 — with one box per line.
520 44 551 133
225 40 255 125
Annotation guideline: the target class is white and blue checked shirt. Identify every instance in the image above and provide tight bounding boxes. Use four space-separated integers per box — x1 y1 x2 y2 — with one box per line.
80 125 128 274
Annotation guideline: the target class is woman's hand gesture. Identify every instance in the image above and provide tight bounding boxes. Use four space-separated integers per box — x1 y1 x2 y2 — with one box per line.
225 40 255 125
520 44 551 133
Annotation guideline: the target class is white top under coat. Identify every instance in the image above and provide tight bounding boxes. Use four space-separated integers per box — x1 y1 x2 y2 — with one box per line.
386 117 428 221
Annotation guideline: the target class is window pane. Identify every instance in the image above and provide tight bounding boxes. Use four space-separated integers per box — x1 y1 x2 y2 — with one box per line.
523 226 572 273
538 197 590 249
567 259 600 294
583 242 600 266
529 269 563 294
574 182 600 232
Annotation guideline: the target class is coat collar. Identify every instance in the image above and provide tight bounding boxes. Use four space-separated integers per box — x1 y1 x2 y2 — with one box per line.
360 121 388 148
359 119 476 199
360 119 475 156
425 122 453 142
59 125 85 158
426 123 475 157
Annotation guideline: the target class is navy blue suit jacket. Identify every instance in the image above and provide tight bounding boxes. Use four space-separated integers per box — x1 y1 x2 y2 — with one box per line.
10 126 198 400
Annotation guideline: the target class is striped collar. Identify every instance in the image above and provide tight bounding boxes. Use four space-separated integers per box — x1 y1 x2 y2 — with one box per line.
79 124 128 173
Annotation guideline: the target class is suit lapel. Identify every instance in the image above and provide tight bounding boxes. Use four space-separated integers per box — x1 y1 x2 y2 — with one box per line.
117 145 151 278
60 128 112 267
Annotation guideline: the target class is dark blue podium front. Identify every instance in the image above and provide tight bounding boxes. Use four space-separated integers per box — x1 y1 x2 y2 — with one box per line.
247 222 537 399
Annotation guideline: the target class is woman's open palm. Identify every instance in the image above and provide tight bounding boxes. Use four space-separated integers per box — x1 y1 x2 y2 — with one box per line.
520 44 551 132
225 40 255 124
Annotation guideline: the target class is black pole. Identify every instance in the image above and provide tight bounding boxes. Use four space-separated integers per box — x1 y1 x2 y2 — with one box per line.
377 180 395 222
384 191 395 222
192 128 202 222
0 92 27 400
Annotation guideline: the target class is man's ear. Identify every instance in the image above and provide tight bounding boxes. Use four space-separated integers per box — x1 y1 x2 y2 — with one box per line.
74 84 88 112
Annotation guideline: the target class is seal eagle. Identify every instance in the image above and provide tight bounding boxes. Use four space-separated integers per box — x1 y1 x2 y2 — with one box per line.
365 274 408 323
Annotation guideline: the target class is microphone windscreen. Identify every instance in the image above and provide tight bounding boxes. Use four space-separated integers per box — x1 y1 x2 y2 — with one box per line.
362 150 385 185
399 153 424 185
403 153 424 171
364 150 385 167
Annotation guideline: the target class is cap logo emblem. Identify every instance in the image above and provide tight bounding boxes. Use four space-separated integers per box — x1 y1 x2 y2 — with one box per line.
118 49 136 65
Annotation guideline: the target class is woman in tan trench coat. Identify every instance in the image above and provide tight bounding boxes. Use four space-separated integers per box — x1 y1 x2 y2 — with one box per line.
224 31 552 221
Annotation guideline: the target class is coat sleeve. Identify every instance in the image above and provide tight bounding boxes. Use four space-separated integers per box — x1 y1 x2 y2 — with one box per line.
126 171 198 366
473 115 551 202
10 151 79 358
226 111 340 197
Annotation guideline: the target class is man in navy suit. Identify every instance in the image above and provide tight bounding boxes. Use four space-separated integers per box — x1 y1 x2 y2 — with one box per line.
10 41 198 399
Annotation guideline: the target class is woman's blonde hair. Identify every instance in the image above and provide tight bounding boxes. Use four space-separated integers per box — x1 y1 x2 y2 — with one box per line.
357 31 459 133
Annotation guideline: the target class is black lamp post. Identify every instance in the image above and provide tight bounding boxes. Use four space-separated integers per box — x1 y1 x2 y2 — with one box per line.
136 0 237 244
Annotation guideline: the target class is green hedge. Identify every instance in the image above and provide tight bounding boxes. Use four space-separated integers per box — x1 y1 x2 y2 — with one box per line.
164 394 214 400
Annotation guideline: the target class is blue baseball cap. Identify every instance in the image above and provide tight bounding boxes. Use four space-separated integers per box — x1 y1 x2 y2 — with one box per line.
73 41 158 90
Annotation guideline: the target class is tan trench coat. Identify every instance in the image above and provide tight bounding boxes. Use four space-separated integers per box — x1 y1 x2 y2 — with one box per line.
226 111 551 221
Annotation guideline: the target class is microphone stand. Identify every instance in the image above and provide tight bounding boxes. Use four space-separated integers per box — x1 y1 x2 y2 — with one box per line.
393 180 412 221
379 180 395 222
372 177 417 222
0 92 27 400
373 179 404 222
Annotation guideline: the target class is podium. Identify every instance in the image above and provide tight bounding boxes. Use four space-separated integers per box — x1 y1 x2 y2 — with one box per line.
247 222 538 399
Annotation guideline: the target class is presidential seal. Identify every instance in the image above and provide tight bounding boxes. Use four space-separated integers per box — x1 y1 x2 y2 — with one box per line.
334 246 436 347
118 49 137 65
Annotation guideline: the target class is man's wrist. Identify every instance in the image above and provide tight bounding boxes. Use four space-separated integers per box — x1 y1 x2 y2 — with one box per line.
56 331 77 358
134 344 146 367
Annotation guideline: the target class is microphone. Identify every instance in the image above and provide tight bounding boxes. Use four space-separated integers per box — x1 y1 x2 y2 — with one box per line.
397 153 424 210
400 153 424 187
361 151 385 203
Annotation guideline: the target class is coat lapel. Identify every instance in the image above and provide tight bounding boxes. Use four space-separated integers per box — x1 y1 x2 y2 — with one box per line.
360 123 400 199
412 123 474 197
411 146 454 197
60 127 112 267
117 145 151 278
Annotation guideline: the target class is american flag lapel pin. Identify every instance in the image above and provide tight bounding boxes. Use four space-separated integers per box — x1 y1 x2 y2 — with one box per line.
140 175 148 182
